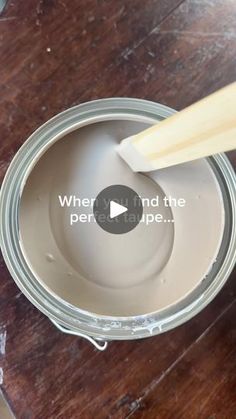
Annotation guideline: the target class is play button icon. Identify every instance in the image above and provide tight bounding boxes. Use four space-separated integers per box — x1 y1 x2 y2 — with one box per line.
110 201 128 219
93 185 143 234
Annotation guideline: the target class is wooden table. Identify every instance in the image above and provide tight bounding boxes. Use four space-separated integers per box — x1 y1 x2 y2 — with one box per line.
0 1 235 417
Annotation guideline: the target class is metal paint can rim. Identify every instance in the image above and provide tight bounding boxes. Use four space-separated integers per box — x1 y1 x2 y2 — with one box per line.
0 98 235 341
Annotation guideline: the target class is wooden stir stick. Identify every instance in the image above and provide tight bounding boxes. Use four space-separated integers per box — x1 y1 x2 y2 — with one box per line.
117 83 236 172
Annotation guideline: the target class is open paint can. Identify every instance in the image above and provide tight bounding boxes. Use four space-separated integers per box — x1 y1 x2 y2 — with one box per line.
0 98 235 351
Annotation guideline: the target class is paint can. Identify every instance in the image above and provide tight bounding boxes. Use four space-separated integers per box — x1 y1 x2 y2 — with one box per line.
0 98 235 351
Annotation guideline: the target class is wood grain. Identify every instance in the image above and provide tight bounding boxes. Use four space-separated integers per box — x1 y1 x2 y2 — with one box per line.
129 301 236 419
118 82 236 171
0 0 236 418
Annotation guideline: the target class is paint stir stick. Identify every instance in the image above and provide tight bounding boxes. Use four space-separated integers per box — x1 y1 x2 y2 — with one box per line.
117 83 236 172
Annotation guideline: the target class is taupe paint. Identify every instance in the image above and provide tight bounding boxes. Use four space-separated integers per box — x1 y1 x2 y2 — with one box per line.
19 120 225 316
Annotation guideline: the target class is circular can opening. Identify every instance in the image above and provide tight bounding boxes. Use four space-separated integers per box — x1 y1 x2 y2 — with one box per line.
0 98 235 339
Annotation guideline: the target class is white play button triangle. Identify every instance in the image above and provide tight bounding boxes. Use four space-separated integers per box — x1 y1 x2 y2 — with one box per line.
110 201 128 219
94 185 143 233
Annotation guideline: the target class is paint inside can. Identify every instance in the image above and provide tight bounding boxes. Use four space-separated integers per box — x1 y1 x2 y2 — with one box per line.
0 99 235 341
19 119 224 316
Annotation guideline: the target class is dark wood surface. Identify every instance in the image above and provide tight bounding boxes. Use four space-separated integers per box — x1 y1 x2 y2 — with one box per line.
0 1 236 418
